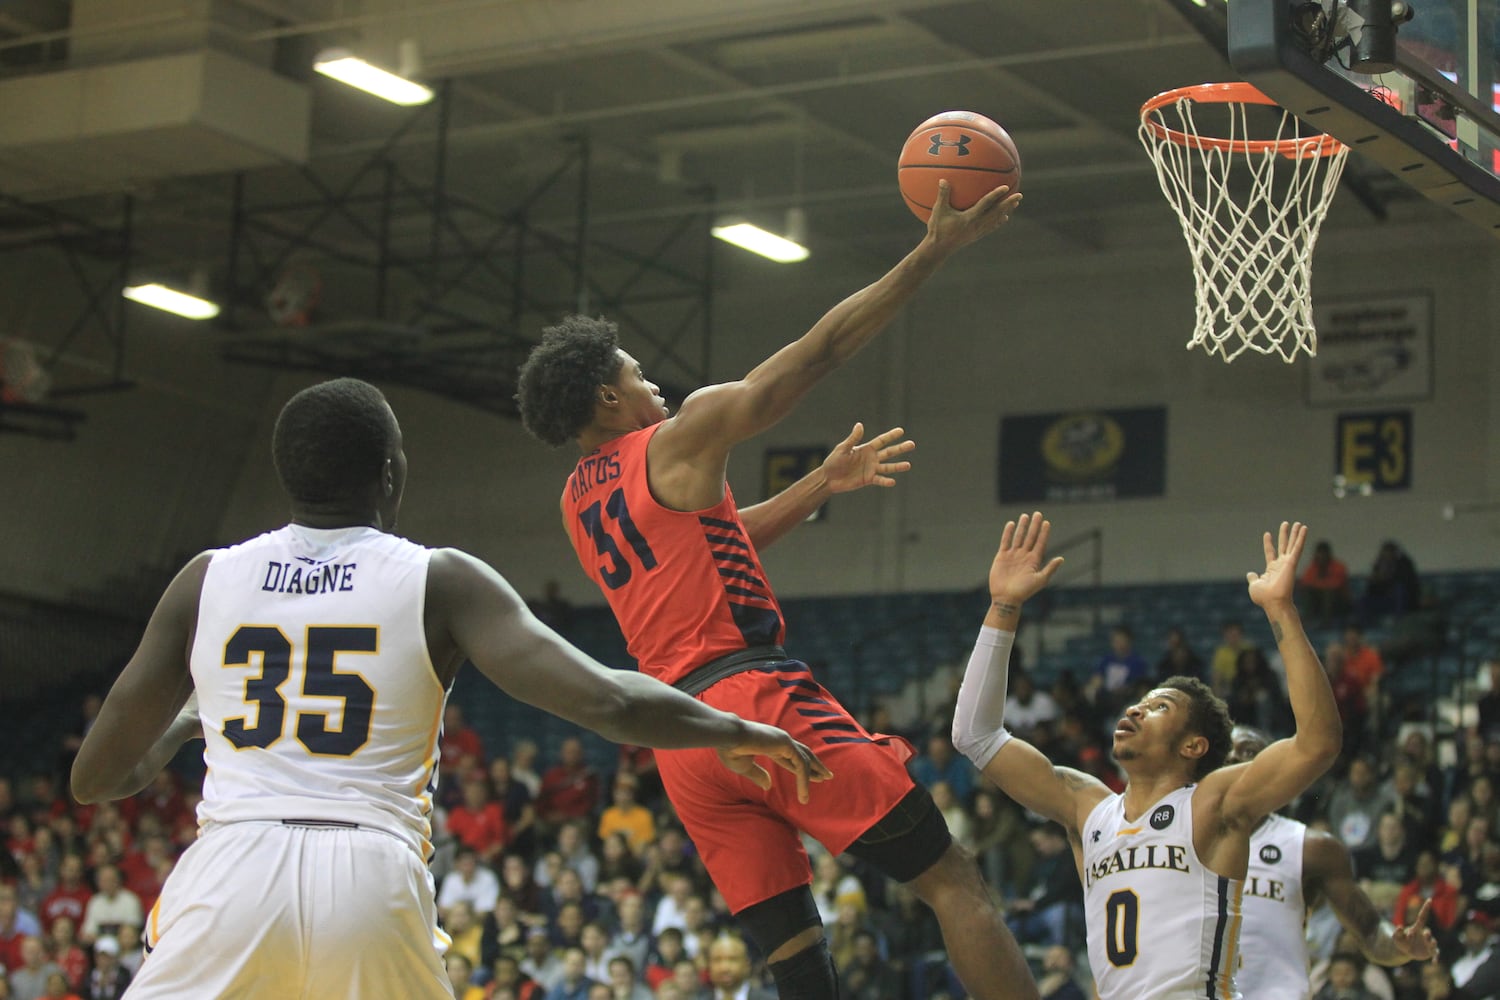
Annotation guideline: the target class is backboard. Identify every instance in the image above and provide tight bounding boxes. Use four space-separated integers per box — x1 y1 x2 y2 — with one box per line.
1229 0 1500 238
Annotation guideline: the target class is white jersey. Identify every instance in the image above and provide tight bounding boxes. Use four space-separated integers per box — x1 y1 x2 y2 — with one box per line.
1237 814 1310 1000
191 524 446 860
1082 785 1244 1000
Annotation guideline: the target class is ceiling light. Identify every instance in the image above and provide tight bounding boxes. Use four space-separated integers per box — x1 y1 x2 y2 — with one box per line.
711 221 809 263
314 50 434 106
122 283 221 320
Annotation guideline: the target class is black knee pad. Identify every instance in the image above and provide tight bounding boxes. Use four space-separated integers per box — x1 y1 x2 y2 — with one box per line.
736 885 822 958
844 785 952 883
767 936 840 1000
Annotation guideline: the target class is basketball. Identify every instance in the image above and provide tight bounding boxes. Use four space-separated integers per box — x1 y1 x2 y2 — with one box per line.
897 111 1020 222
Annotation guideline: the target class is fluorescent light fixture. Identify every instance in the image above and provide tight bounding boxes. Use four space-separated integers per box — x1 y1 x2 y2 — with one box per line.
122 283 221 320
314 50 434 106
711 222 809 263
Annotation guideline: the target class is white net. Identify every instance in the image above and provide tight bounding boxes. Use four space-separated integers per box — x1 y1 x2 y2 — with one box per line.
1139 88 1349 363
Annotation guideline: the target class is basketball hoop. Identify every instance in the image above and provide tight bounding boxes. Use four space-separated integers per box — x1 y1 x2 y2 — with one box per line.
1139 83 1350 363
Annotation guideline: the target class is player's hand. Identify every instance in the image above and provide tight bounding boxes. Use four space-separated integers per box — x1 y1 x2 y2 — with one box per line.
822 423 915 495
1393 899 1440 962
989 511 1065 605
1246 521 1308 611
716 722 833 803
927 179 1022 251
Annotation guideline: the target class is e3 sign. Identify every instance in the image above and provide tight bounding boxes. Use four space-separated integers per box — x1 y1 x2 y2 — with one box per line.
1336 411 1411 492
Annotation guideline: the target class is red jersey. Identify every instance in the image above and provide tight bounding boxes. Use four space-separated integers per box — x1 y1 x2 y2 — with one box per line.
562 424 785 684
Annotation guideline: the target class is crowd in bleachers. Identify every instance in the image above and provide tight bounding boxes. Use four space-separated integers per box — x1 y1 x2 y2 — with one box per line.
3 536 1500 999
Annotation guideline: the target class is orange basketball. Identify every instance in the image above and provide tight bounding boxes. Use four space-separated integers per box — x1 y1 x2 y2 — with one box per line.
897 111 1021 222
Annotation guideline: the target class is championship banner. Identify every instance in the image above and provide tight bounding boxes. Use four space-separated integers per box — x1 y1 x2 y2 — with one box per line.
1307 293 1433 406
764 446 829 521
998 408 1167 504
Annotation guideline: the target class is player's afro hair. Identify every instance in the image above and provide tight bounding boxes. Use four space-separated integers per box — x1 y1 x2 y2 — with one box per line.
272 377 394 506
515 315 622 447
1160 675 1234 780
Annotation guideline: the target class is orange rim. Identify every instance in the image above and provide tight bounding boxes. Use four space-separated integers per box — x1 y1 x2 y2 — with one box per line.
1140 82 1346 158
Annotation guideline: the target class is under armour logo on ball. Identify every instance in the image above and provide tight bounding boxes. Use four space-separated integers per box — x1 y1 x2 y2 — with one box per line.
926 133 971 156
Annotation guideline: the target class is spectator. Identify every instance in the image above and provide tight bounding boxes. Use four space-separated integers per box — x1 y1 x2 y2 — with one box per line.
1343 627 1386 707
547 842 602 913
1229 646 1287 734
605 891 652 975
11 855 49 923
1210 621 1253 698
446 901 486 973
1353 813 1419 913
1083 625 1149 716
10 936 61 1000
1393 851 1459 934
1300 541 1353 626
972 787 1032 895
1006 824 1083 949
1384 759 1436 849
839 929 900 1000
37 857 88 941
82 937 128 1000
1003 669 1060 738
537 740 601 832
580 923 613 984
605 955 653 1000
112 925 142 979
489 954 544 1000
438 848 503 917
930 781 973 850
441 705 489 780
598 777 655 857
1452 911 1496 989
642 929 688 991
668 959 704 1000
703 935 771 1000
1471 842 1500 924
1478 661 1500 743
1329 757 1397 853
480 894 529 970
450 776 511 865
43 918 86 993
1359 541 1421 623
490 757 539 857
1325 644 1372 761
545 946 597 1000
1155 626 1205 683
1313 952 1378 1000
511 741 544 799
521 926 565 993
1443 817 1493 905
808 853 865 927
41 971 82 1000
77 868 138 947
907 734 976 803
1036 945 1088 1000
597 832 641 888
500 852 546 920
1 885 41 969
446 952 485 1000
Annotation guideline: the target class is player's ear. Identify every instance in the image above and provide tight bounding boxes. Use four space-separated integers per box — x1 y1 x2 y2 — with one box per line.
382 457 395 498
598 385 619 406
1179 733 1208 763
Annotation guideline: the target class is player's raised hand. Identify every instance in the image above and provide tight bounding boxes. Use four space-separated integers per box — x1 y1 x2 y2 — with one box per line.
822 423 915 494
1246 521 1308 610
716 721 833 804
989 511 1065 605
1392 899 1440 962
927 179 1022 250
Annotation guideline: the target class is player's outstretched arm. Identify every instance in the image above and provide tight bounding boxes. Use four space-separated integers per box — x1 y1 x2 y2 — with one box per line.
428 549 832 801
1308 830 1438 966
72 553 209 803
950 513 1099 832
1204 522 1342 823
738 423 915 549
660 182 1020 461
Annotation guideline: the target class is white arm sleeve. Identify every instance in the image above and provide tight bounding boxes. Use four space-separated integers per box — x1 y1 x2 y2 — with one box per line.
951 625 1016 770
